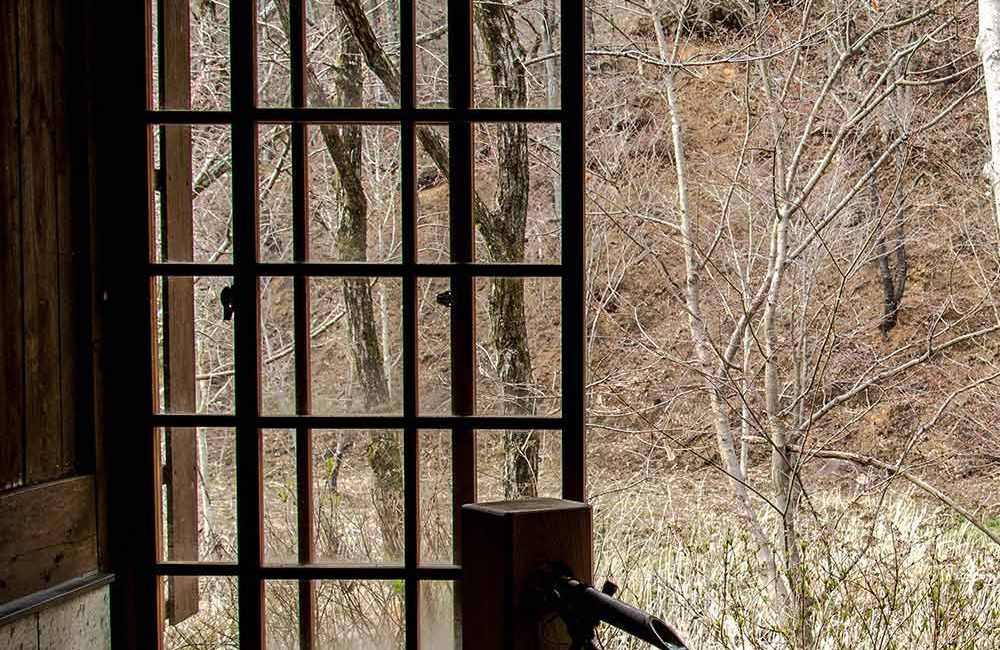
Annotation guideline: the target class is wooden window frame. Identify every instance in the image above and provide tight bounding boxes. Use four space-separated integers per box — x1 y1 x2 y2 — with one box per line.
115 0 586 648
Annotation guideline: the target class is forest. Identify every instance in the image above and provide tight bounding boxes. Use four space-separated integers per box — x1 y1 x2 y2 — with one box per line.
152 0 1000 647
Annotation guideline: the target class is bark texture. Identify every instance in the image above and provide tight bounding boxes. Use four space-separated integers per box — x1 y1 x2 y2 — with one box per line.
475 0 539 499
336 0 541 498
279 1 403 559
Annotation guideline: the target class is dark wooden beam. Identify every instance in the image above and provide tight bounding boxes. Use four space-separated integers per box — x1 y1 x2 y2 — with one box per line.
158 0 200 625
0 476 99 603
0 0 24 491
19 0 71 485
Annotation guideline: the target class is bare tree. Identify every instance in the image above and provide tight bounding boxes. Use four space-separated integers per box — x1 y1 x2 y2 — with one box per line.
626 0 993 642
980 0 1000 230
275 0 404 559
334 0 548 498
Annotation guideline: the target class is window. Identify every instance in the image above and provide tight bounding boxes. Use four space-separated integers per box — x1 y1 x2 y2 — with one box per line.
140 0 584 648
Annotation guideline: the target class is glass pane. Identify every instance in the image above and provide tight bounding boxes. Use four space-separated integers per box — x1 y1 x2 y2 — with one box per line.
162 576 239 648
259 124 294 263
265 580 300 650
314 430 405 564
260 277 298 415
418 278 451 415
474 0 560 109
419 430 453 565
263 429 300 564
315 581 405 648
475 277 561 416
258 0 291 107
308 125 401 263
420 581 457 649
417 0 449 107
477 429 561 501
155 276 235 414
265 580 406 649
153 1 231 111
159 427 238 563
306 1 400 107
416 125 450 263
153 125 233 264
310 278 402 415
474 123 561 263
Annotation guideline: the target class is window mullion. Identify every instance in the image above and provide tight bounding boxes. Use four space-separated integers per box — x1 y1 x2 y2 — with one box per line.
448 0 476 569
230 1 263 649
447 5 476 648
288 1 317 648
560 0 587 502
400 0 420 644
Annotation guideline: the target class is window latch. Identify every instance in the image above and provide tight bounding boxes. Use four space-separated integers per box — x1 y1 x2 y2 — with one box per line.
220 285 236 321
436 290 453 308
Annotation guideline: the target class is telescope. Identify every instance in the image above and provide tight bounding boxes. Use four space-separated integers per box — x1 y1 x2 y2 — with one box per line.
537 563 688 650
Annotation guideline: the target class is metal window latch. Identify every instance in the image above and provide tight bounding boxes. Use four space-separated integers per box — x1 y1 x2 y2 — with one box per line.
220 285 236 321
436 290 453 308
152 167 165 193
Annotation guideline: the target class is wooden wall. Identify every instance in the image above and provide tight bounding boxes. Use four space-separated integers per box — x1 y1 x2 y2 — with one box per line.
0 0 101 606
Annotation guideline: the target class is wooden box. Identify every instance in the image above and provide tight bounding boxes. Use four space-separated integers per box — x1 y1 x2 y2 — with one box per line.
461 498 592 650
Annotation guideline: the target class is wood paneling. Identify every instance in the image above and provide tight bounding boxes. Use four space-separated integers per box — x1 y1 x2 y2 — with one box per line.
0 0 103 611
1 0 87 488
19 0 65 484
52 0 78 480
0 0 25 491
16 0 79 485
0 476 99 603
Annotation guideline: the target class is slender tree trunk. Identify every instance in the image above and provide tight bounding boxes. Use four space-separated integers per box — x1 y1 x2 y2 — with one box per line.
979 0 1000 232
331 0 540 498
278 1 404 559
476 0 539 499
871 60 910 335
543 0 561 219
651 0 788 621
336 31 404 560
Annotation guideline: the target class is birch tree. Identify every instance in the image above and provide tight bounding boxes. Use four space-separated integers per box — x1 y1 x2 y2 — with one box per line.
980 0 1000 230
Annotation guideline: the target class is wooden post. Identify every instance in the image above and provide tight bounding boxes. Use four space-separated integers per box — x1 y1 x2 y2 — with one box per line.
461 498 592 650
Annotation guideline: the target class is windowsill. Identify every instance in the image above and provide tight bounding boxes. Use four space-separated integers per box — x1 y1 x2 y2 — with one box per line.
0 573 114 627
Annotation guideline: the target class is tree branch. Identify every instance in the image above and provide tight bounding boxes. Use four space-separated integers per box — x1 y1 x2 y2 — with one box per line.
743 436 1000 548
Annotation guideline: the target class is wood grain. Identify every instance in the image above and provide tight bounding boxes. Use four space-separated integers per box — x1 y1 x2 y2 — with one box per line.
19 0 68 484
0 475 99 603
0 0 24 490
160 0 200 624
52 0 77 479
462 498 593 650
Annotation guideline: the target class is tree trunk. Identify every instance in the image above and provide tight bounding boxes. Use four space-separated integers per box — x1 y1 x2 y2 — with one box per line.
331 0 540 499
542 0 561 219
871 56 911 336
335 30 403 560
476 0 539 499
278 1 404 559
979 0 1000 232
651 0 789 622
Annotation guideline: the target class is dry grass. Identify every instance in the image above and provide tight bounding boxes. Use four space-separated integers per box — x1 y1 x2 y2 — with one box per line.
593 486 1000 649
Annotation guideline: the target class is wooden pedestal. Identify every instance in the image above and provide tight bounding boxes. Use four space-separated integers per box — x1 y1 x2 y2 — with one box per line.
461 498 592 650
